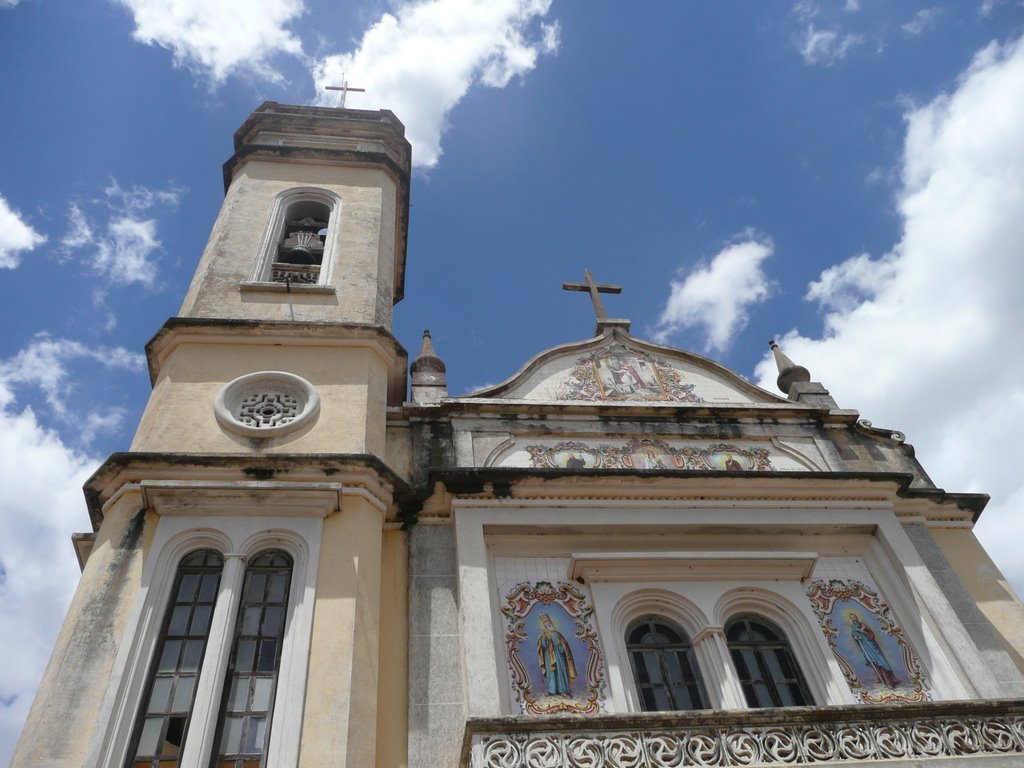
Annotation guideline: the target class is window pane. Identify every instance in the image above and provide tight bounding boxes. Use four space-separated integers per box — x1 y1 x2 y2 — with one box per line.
245 717 267 753
235 640 256 673
251 678 273 711
220 717 243 754
136 718 163 756
228 677 249 711
267 574 288 602
242 607 262 636
190 606 212 636
158 641 182 673
170 676 196 712
245 574 267 602
198 574 220 602
148 678 173 712
168 606 190 636
180 640 204 673
262 607 283 637
256 639 278 672
177 575 199 603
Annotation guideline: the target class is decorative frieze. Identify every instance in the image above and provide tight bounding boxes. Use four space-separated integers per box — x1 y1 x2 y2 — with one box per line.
524 439 774 472
465 702 1024 767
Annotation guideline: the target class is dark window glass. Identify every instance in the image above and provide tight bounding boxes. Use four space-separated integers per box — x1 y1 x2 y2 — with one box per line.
128 550 224 768
626 617 709 711
212 551 292 768
725 615 814 708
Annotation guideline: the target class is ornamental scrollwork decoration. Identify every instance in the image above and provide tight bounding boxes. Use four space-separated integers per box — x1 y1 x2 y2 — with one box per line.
526 438 773 473
473 714 1024 768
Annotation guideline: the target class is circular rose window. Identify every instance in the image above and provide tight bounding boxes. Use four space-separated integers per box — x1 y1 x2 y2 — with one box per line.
214 371 320 438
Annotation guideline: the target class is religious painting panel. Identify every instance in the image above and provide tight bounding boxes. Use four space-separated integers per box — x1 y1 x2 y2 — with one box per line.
526 438 774 471
500 580 607 715
558 344 702 403
807 579 932 703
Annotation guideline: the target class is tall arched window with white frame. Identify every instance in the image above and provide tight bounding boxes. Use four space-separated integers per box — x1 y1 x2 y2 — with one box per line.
725 614 814 708
126 550 224 768
626 616 709 711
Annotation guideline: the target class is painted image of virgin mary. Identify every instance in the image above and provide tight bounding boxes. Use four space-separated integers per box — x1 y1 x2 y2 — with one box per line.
849 611 900 688
537 612 577 696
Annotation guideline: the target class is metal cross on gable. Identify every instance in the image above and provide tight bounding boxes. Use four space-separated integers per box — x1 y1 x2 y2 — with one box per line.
325 75 366 108
562 269 622 321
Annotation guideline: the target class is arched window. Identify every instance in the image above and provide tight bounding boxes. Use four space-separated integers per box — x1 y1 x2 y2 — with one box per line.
725 614 814 708
127 550 224 767
626 616 709 711
212 551 293 768
271 201 330 285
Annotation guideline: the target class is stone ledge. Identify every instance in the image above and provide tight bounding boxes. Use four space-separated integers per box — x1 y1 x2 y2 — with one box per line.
239 280 337 295
463 699 1024 767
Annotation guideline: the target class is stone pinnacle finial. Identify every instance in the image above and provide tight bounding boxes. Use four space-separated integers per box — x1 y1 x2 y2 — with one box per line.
769 339 811 396
411 329 447 403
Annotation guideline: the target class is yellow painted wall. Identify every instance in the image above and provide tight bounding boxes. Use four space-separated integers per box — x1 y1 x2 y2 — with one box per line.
131 341 392 458
299 495 385 768
11 495 154 767
932 527 1024 672
180 161 398 327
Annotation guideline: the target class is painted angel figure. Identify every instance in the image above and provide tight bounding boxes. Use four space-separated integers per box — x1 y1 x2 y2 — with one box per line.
849 611 900 688
536 612 577 696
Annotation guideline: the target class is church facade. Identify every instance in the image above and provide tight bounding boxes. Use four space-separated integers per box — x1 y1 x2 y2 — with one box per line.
12 102 1024 768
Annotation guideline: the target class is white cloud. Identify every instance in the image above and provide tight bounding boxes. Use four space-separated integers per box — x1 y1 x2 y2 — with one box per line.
0 0 20 8
61 181 182 287
980 0 1004 16
0 399 97 765
798 24 865 66
93 216 161 286
0 333 144 763
902 7 941 36
654 235 775 353
792 1 866 66
312 0 560 169
0 334 145 418
805 252 898 313
755 36 1024 592
113 0 304 84
0 194 46 269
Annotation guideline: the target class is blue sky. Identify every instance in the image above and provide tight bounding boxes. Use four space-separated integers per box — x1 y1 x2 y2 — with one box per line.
2 0 1024 760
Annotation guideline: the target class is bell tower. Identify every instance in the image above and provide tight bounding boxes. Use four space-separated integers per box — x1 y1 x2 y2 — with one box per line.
12 103 413 768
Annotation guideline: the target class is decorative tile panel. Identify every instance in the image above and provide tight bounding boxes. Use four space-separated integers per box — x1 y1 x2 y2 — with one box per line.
523 439 773 471
557 344 703 402
500 581 608 716
807 579 931 704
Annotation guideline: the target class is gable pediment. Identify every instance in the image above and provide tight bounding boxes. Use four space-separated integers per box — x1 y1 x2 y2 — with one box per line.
461 331 789 406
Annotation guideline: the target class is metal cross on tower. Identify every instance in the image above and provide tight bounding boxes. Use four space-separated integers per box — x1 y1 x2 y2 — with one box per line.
326 75 366 108
562 269 630 336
